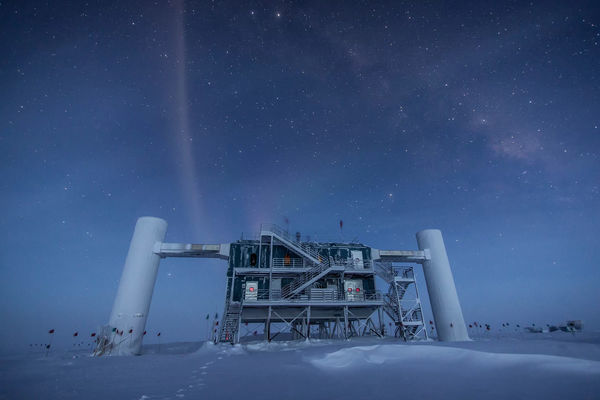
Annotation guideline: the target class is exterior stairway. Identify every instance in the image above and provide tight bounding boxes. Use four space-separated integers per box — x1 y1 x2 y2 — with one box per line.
374 261 394 283
261 224 340 298
218 299 241 344
382 283 407 322
374 262 426 340
281 264 345 298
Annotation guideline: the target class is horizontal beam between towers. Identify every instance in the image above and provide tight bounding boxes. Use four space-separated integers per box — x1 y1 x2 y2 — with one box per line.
153 242 230 260
371 249 430 263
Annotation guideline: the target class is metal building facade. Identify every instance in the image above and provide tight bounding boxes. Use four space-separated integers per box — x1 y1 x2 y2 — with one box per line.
217 224 427 344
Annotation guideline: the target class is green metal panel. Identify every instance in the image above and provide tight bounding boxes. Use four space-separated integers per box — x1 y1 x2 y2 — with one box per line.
229 241 274 269
362 276 375 290
272 244 295 259
233 278 243 301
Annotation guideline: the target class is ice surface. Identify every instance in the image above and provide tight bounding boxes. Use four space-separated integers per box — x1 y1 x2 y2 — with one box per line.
310 343 600 374
1 333 599 400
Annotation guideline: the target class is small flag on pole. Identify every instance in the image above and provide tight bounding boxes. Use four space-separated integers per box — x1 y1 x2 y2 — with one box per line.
48 329 55 334
91 333 96 337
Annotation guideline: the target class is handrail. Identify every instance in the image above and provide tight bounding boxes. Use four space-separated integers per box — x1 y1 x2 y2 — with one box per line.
261 224 328 265
374 261 394 283
374 262 415 283
332 258 372 269
272 258 305 268
245 288 383 302
271 257 372 270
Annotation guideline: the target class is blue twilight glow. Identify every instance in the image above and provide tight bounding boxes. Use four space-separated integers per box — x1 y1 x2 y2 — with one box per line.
0 1 599 352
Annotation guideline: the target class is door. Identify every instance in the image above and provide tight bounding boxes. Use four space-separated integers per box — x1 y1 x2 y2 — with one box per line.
344 279 363 301
351 250 364 269
245 281 258 301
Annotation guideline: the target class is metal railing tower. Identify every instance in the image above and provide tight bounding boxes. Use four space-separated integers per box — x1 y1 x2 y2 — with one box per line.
375 262 428 340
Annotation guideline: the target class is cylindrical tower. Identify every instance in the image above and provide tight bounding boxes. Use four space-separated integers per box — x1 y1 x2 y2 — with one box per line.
416 229 469 341
108 217 167 355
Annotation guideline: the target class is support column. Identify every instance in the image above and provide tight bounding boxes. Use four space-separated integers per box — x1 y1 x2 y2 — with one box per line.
108 217 167 355
416 229 469 341
343 306 349 339
266 306 272 342
306 306 311 339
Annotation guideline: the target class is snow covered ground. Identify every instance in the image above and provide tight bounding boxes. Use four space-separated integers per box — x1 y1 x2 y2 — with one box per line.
1 333 599 400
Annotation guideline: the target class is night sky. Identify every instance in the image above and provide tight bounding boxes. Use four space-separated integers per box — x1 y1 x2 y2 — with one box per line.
1 1 599 352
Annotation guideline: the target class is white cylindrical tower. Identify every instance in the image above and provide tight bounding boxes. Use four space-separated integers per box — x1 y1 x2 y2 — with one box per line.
108 217 167 355
416 229 469 341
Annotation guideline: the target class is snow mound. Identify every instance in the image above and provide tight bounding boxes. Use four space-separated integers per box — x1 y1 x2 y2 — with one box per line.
245 338 332 352
309 343 600 375
191 341 245 356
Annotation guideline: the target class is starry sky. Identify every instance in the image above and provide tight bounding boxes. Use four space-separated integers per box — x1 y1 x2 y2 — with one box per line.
1 0 599 352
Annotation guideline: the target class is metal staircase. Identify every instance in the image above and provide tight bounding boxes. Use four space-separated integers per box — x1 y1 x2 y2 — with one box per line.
261 224 340 298
282 264 345 298
218 298 242 344
216 271 243 344
374 262 427 340
261 224 323 264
